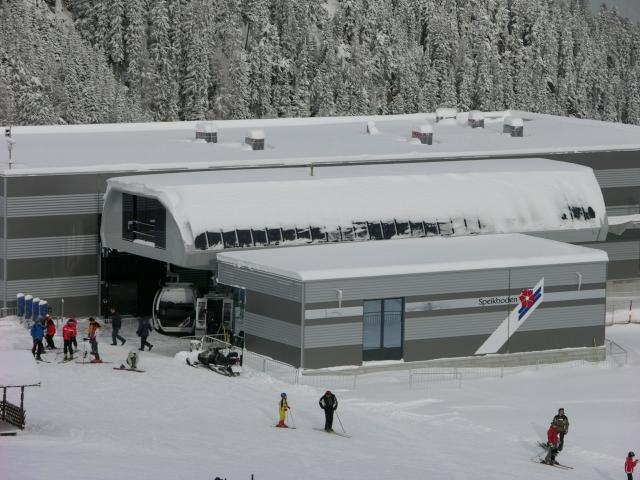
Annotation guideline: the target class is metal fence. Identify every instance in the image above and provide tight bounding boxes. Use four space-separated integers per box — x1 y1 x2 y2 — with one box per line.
606 297 640 325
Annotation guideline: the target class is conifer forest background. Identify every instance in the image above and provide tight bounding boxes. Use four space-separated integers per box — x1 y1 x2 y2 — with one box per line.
1 0 639 126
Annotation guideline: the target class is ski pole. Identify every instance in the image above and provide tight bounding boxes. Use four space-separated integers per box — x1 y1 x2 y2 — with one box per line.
288 408 296 429
335 411 347 434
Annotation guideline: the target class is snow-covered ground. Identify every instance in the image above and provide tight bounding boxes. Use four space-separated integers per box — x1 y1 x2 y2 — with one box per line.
1 317 639 480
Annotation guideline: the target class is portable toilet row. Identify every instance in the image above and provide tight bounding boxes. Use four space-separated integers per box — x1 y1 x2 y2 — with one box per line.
17 293 48 321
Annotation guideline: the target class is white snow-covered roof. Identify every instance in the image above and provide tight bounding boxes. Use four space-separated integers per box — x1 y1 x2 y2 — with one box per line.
217 233 608 281
3 110 640 175
0 351 41 387
103 158 607 253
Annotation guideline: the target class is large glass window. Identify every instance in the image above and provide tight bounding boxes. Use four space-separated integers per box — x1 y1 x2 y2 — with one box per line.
122 193 167 249
362 298 404 361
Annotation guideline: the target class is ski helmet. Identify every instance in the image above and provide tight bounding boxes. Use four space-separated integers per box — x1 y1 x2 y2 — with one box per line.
325 390 332 395
630 452 636 457
281 392 287 398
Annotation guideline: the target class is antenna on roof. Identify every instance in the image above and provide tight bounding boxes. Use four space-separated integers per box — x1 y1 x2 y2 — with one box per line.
4 126 14 169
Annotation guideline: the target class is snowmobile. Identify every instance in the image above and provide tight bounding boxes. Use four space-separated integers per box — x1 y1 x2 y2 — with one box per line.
186 346 242 377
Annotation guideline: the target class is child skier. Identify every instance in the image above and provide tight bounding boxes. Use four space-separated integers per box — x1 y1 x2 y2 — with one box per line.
30 319 45 361
44 315 56 349
544 421 560 465
62 318 75 361
68 317 78 348
86 317 102 363
626 452 638 480
277 393 290 427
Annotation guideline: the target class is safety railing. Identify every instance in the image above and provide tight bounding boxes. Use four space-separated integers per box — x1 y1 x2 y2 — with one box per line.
606 297 640 325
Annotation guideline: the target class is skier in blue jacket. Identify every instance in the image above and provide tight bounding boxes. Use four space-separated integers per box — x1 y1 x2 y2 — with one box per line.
30 319 45 361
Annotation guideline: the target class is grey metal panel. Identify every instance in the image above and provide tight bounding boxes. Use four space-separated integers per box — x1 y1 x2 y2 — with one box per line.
508 262 607 287
506 325 605 352
5 235 97 259
7 214 99 239
582 241 639 261
1 275 98 298
245 335 301 368
519 304 604 332
218 262 302 302
6 194 102 217
6 173 111 197
0 196 5 212
607 259 640 280
594 168 640 188
244 311 301 348
7 255 98 281
404 335 486 361
601 187 640 208
245 289 301 325
304 269 509 303
304 345 362 368
607 205 640 216
304 322 363 348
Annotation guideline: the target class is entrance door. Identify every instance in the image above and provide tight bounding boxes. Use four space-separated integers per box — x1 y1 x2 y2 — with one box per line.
362 298 403 361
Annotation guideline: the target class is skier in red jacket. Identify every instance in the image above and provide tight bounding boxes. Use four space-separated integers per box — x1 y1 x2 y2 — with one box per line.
626 451 638 480
62 319 75 361
544 422 560 465
44 315 57 349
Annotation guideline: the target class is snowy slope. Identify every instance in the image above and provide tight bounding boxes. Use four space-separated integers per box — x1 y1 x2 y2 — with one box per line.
0 317 639 480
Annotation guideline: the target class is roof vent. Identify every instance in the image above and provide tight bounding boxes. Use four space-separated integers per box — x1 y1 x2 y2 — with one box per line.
468 111 485 129
503 117 524 137
411 124 433 145
195 122 218 143
366 120 379 135
245 129 265 150
435 108 458 122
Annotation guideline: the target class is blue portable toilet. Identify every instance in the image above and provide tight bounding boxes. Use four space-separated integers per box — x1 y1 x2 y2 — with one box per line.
33 298 40 320
39 300 48 320
17 293 25 318
25 295 33 320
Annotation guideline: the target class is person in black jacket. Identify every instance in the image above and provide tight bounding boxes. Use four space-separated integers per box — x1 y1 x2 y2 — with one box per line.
110 307 126 346
319 390 338 432
136 318 153 352
552 408 570 451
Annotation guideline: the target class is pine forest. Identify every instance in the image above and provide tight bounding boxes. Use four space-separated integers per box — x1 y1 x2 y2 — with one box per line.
1 0 639 126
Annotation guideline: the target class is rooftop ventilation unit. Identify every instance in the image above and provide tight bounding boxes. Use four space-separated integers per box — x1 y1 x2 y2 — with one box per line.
195 123 218 143
411 124 433 145
245 129 265 150
468 111 485 129
503 117 524 137
436 108 458 122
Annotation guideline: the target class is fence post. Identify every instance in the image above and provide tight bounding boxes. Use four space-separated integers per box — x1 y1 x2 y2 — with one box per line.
630 300 634 323
2 387 5 421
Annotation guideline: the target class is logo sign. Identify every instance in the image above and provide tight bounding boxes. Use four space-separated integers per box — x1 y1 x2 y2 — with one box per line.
475 278 545 355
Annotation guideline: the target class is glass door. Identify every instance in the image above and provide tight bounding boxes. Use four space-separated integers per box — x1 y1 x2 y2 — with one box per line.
362 298 404 361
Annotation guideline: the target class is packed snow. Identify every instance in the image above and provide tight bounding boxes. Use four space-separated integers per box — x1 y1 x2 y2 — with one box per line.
0 351 40 387
217 234 608 281
1 315 639 480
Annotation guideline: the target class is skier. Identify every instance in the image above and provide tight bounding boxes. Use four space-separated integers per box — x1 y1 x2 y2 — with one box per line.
552 407 569 451
44 315 57 349
544 421 560 465
627 452 638 480
30 319 45 361
62 318 75 361
86 317 102 363
68 316 78 349
319 390 338 432
277 392 290 428
136 318 153 352
109 307 126 346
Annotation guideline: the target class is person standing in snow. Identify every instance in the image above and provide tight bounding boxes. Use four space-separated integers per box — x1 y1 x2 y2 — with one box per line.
136 318 153 352
109 307 126 346
62 318 75 361
544 421 560 465
44 315 57 349
277 393 290 427
626 452 638 480
319 390 338 432
552 408 569 451
30 319 45 361
68 316 78 349
86 317 102 363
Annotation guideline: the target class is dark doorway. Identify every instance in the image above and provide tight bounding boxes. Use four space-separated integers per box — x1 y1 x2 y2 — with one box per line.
362 298 404 361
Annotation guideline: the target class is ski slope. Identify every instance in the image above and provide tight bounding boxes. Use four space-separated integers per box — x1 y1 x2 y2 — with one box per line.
0 317 639 480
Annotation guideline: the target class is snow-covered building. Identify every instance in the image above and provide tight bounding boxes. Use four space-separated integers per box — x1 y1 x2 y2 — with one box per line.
216 234 608 368
1 110 640 316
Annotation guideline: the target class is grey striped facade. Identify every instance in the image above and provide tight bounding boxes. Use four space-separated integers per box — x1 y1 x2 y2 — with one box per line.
219 259 608 369
0 147 638 317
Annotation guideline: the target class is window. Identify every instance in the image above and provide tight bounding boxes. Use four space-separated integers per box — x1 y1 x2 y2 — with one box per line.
395 221 411 237
409 221 424 237
367 221 383 240
252 228 268 246
353 222 369 241
282 227 297 242
381 221 397 239
310 226 326 242
222 230 238 248
296 226 311 241
267 228 283 244
122 193 167 249
236 229 253 247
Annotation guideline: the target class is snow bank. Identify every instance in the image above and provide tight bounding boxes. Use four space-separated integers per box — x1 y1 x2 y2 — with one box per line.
0 351 40 387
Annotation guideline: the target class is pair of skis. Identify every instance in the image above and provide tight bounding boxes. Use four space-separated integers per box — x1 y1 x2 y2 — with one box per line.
532 441 573 469
273 426 351 438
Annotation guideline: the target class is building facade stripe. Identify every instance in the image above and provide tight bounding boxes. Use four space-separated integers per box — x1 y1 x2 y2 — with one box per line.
4 235 98 259
6 194 103 217
244 311 301 348
1 275 99 298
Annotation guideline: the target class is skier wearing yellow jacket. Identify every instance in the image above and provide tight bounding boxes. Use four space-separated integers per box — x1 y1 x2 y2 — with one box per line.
277 393 290 427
